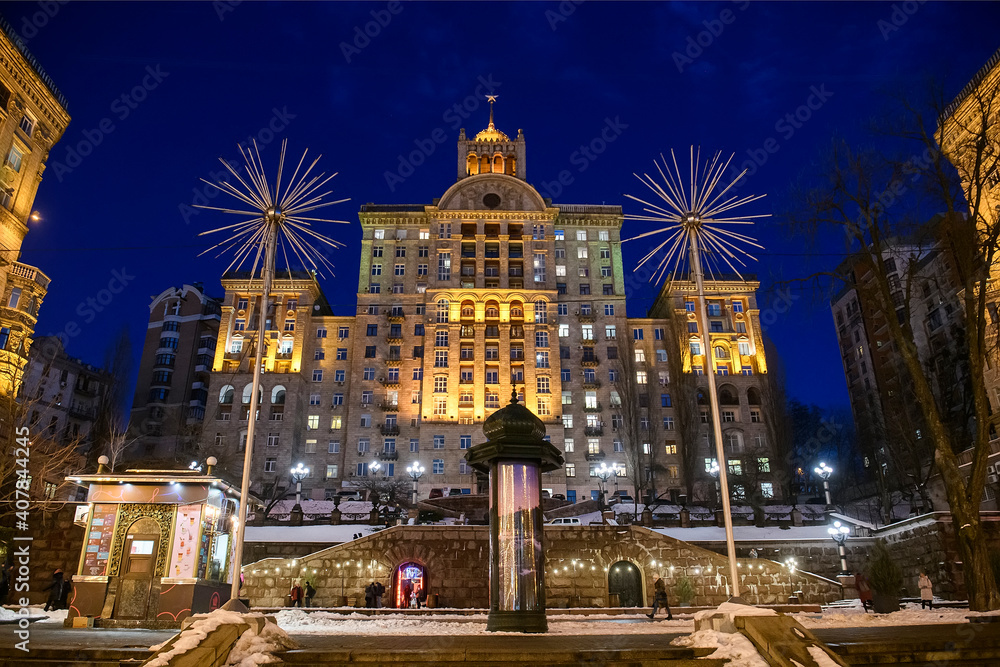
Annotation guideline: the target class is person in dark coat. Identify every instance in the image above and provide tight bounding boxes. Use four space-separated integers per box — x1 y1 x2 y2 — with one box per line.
417 585 427 609
401 581 412 609
374 581 385 608
646 575 673 620
305 581 316 608
58 575 72 610
43 570 64 612
364 582 375 608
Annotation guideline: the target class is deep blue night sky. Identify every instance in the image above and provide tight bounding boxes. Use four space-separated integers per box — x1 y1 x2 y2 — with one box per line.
3 1 998 410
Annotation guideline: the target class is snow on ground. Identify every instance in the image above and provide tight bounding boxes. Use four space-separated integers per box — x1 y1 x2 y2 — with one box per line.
273 609 694 635
671 629 769 667
0 605 67 623
147 610 269 667
225 617 297 667
795 602 998 628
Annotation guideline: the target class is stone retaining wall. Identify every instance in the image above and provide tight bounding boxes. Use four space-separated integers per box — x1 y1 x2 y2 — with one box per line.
240 525 844 609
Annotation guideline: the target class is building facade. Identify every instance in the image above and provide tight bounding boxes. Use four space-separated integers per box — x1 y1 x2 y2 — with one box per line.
197 111 783 505
0 19 70 394
130 283 221 460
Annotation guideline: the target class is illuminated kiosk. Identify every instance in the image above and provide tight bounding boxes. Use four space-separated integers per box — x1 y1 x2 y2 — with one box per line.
465 390 564 633
65 457 248 626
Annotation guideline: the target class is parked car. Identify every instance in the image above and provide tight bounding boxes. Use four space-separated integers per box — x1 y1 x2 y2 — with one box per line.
428 488 444 499
335 490 364 501
546 517 582 525
552 494 566 501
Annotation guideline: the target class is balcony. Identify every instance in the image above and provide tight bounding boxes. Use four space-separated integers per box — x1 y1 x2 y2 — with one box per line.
73 383 96 397
68 403 96 420
378 401 400 412
378 424 400 436
581 356 600 367
385 313 405 323
275 352 293 360
379 379 400 389
577 313 595 323
585 450 606 461
582 380 602 389
386 337 402 345
584 426 604 437
376 450 399 461
583 402 603 413
385 354 402 366
11 262 50 288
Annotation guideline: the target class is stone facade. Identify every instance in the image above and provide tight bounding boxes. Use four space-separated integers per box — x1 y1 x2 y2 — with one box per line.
240 525 843 609
22 503 85 604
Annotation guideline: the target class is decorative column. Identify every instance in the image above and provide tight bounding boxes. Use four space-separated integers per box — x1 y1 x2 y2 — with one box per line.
465 390 564 633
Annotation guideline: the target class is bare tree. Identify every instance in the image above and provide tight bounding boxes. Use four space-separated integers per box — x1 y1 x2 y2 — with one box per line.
791 76 1000 609
655 295 702 503
89 326 132 469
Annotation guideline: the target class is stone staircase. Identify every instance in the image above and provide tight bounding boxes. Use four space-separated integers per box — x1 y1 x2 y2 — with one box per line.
817 622 1000 666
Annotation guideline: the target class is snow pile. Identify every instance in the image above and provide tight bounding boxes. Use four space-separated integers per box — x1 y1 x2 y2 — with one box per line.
807 645 845 667
0 607 19 621
0 605 65 623
672 629 769 667
37 609 68 624
226 617 297 666
147 610 267 667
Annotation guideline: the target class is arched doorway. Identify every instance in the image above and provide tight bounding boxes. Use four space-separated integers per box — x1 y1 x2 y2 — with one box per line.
392 561 426 608
114 517 160 619
608 561 643 607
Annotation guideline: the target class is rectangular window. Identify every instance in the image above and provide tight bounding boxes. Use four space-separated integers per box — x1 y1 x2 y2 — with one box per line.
533 253 546 282
565 463 576 477
435 350 448 367
326 464 339 479
6 145 23 172
562 414 573 429
663 416 674 430
460 435 472 450
438 252 452 280
312 369 323 382
760 482 774 499
264 458 277 472
537 376 550 394
434 435 445 449
433 459 444 474
564 437 574 452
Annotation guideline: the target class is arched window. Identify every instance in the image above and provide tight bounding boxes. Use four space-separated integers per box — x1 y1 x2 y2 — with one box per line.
461 300 475 320
271 385 286 405
714 345 729 359
219 384 234 405
242 384 262 405
466 153 479 175
747 387 762 405
485 300 500 320
437 299 449 323
493 154 504 173
480 155 490 174
509 300 524 320
718 384 739 406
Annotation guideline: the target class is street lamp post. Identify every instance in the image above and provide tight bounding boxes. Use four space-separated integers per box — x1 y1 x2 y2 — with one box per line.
595 462 616 511
290 463 309 508
784 557 798 599
407 462 425 507
828 520 851 575
814 462 834 508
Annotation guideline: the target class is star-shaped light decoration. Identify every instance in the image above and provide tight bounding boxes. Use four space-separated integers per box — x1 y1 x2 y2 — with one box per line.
623 146 769 286
195 139 350 278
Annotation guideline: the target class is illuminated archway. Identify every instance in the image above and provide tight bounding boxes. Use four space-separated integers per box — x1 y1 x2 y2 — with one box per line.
392 561 426 609
607 560 643 607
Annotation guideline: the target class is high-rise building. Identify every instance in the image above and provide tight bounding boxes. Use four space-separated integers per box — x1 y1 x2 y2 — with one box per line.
0 19 71 394
199 107 783 504
130 284 221 459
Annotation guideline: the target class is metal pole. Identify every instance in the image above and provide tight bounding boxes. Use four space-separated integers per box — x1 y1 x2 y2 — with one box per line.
689 231 741 600
838 544 848 574
295 480 302 507
229 221 277 603
823 479 832 507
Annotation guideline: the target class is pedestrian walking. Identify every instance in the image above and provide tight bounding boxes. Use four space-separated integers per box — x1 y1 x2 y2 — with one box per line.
58 575 72 610
646 575 673 620
289 580 304 607
417 585 427 609
305 580 316 608
43 570 65 612
918 571 934 610
855 572 872 612
402 580 412 609
375 580 385 608
364 581 375 608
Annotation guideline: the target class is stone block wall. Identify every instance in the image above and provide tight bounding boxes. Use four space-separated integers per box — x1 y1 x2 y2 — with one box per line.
240 525 844 609
22 504 85 605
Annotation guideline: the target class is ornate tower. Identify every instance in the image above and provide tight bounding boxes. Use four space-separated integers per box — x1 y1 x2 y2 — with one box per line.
457 97 526 182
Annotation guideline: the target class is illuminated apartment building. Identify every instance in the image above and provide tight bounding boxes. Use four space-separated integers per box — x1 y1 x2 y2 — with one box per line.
199 109 783 504
0 19 70 394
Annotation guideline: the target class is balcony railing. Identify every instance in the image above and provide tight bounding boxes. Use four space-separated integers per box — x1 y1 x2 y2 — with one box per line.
379 379 400 388
577 313 595 323
581 356 600 367
585 450 606 461
583 403 603 413
378 401 400 412
11 262 50 288
378 424 400 436
377 450 399 461
584 426 604 437
583 380 601 389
